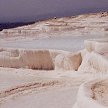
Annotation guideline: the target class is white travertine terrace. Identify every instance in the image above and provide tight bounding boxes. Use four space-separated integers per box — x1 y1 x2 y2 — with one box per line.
0 38 108 108
78 52 108 72
0 12 108 108
0 48 64 70
55 52 82 71
0 12 108 41
79 38 108 73
73 79 108 108
0 48 82 71
73 38 108 108
84 38 108 55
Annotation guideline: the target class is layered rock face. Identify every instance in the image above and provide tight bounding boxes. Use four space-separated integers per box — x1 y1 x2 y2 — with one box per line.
79 39 108 73
84 39 108 55
0 12 108 41
0 11 108 108
0 48 82 71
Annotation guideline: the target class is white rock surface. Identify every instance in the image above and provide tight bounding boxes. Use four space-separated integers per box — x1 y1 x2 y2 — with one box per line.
73 78 108 108
78 52 108 73
55 52 82 71
0 12 108 108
